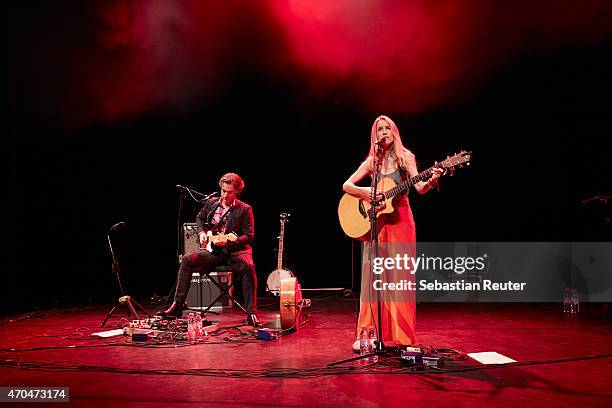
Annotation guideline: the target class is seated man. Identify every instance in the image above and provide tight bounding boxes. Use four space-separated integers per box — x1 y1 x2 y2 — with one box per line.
162 173 259 326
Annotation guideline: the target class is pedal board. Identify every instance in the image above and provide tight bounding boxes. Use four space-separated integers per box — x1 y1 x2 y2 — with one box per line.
123 317 220 341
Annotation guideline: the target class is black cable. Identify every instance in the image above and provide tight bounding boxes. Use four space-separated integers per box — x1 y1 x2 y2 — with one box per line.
2 353 610 379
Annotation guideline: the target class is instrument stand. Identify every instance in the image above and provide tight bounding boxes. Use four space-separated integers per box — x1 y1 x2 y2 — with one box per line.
101 230 151 326
329 144 390 366
582 195 611 241
582 195 612 317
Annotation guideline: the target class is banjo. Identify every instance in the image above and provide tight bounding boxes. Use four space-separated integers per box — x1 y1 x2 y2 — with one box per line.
266 212 294 296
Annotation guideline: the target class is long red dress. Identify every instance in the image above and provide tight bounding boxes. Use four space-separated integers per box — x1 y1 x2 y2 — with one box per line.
357 171 417 346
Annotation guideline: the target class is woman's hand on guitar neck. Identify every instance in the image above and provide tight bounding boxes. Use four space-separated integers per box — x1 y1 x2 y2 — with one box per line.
427 166 445 187
431 166 445 180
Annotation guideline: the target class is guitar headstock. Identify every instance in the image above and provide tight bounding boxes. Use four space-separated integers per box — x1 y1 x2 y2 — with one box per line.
280 212 291 224
438 150 472 170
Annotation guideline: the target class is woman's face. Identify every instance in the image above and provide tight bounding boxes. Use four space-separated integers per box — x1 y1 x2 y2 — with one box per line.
375 119 394 149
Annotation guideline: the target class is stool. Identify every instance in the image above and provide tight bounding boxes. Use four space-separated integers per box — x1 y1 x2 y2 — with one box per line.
199 265 248 316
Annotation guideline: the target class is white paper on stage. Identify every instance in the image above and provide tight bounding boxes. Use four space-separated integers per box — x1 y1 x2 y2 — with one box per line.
468 351 516 365
92 328 124 338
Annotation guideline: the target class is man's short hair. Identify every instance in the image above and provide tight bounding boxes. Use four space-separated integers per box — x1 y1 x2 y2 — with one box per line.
218 173 245 195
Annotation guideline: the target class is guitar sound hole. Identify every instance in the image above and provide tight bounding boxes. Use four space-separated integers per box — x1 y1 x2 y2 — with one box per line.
358 201 367 219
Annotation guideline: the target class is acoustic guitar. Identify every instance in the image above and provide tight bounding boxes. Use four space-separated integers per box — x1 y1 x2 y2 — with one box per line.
338 151 471 239
279 277 312 331
280 276 302 331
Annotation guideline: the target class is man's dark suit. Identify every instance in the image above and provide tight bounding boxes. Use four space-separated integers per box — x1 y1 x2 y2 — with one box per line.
173 198 257 314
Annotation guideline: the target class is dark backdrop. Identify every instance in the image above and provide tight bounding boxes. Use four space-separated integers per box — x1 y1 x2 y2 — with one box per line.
6 1 611 314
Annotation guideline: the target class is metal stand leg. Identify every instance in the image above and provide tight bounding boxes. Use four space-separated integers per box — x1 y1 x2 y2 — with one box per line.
101 296 152 327
201 272 248 316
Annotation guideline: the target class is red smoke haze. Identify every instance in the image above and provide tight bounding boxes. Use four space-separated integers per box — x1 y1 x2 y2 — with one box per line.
17 0 612 125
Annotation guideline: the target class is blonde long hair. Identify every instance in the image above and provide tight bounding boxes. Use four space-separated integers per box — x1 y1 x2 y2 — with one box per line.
366 115 415 171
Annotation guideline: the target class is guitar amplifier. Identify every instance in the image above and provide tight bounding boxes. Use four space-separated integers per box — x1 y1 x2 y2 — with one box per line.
183 222 201 255
186 271 233 310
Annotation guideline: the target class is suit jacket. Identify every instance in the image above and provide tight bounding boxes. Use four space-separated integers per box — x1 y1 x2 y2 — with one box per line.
196 198 254 256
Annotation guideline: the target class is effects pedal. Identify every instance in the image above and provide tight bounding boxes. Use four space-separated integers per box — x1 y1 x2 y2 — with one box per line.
400 351 423 365
256 328 279 340
422 353 445 368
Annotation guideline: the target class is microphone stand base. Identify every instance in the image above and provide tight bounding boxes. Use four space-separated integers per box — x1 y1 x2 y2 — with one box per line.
101 295 152 327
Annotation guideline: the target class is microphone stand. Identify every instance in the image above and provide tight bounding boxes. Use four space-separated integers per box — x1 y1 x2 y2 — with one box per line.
176 186 217 263
329 141 387 366
167 186 217 309
101 225 151 326
371 142 385 354
177 187 186 264
163 186 187 307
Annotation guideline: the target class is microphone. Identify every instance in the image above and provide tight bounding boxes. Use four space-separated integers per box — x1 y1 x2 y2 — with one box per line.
110 221 125 232
201 191 218 202
374 138 386 154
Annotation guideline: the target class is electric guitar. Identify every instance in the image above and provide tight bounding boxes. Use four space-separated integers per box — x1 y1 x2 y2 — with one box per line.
338 150 472 239
200 230 238 253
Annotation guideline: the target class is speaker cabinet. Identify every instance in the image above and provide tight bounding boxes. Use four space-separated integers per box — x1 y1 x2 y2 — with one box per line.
183 222 201 255
186 271 233 310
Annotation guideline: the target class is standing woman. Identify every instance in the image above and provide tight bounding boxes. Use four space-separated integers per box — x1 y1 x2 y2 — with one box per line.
342 115 443 350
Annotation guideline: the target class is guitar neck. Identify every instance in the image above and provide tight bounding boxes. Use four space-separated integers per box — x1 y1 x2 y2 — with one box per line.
210 233 232 242
277 223 285 270
383 167 436 199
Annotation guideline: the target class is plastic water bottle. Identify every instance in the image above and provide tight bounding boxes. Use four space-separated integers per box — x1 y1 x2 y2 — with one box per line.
187 312 196 343
570 289 580 314
368 328 378 362
194 312 204 343
367 329 376 352
359 329 368 356
563 288 571 314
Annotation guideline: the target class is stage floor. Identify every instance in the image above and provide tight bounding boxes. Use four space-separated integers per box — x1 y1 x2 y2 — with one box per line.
1 297 611 407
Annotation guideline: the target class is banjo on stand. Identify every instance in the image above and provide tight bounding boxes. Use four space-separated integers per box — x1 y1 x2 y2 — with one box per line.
265 212 310 331
266 213 294 295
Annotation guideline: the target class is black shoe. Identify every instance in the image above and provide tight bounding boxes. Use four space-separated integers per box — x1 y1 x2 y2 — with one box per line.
246 314 261 328
159 302 184 318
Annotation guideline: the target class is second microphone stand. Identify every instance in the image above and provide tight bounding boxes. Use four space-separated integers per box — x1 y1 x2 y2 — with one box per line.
101 225 151 326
